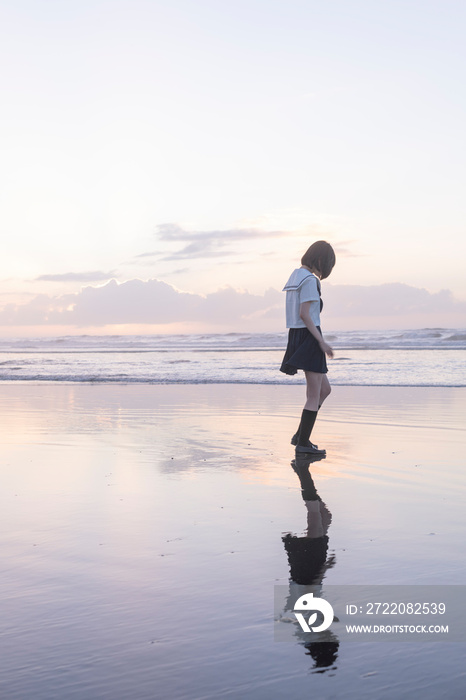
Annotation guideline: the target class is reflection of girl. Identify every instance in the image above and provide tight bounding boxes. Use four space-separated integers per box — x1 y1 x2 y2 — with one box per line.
280 241 336 454
283 456 334 584
281 456 338 670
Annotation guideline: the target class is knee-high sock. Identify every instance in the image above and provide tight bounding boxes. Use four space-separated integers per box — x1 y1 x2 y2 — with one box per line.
294 405 321 439
297 409 318 446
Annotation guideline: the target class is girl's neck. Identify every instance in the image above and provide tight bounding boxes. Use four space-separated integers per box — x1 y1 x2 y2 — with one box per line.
301 264 321 279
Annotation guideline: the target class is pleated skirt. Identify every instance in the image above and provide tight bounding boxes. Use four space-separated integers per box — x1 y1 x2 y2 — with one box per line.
280 326 328 375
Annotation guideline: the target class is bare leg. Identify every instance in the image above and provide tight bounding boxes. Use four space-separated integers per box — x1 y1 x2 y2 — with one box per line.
319 375 331 407
304 371 324 411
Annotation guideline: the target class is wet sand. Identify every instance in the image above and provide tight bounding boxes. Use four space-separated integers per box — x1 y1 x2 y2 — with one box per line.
1 383 465 699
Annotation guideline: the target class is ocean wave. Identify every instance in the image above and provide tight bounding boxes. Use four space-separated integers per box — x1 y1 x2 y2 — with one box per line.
1 376 465 387
0 327 465 352
447 333 466 341
1 330 465 387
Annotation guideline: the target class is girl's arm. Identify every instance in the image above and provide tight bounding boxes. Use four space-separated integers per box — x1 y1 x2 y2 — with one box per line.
299 301 334 358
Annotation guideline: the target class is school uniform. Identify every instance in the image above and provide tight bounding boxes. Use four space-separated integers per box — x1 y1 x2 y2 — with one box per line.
280 268 328 375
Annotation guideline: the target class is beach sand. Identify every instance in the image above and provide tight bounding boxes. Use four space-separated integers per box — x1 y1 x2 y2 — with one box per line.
1 383 465 699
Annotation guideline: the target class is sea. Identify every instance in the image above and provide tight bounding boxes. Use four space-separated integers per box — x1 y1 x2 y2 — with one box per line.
0 328 465 386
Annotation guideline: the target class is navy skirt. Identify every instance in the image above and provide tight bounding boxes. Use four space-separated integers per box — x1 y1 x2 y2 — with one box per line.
280 326 328 375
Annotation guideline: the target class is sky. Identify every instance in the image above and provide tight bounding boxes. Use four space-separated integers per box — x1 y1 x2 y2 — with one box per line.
1 0 465 335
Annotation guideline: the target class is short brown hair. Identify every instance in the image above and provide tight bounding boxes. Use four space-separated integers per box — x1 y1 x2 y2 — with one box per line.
301 241 336 280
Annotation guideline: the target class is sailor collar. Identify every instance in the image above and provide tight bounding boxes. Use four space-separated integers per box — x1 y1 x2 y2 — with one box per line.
282 268 320 292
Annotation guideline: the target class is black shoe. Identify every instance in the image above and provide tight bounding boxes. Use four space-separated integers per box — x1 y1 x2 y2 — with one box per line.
291 432 322 451
295 443 326 455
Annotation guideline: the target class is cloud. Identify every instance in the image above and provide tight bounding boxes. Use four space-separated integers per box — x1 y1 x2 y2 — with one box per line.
161 241 235 261
135 224 361 262
155 223 289 242
139 222 293 261
0 279 464 330
35 271 118 283
324 283 466 318
0 279 282 327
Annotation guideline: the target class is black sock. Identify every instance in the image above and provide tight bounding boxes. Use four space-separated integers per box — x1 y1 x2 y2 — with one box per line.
297 409 317 446
294 462 319 498
294 405 321 439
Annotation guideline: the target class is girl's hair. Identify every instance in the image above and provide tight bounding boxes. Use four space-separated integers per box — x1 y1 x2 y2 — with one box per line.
301 241 336 280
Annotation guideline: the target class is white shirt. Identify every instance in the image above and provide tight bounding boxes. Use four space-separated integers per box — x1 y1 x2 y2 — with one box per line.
283 268 321 328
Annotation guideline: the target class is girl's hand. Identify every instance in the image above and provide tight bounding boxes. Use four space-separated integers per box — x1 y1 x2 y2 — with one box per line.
319 340 334 358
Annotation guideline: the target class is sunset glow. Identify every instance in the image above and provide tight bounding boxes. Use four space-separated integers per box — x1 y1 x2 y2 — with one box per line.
1 1 465 334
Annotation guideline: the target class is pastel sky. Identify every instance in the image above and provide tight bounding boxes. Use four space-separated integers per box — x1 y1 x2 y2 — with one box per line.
1 0 465 335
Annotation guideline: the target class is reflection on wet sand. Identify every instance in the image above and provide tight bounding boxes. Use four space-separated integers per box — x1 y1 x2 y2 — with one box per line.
281 454 339 673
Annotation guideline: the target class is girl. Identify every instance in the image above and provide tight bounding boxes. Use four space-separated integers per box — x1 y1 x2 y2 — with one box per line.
280 241 336 454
